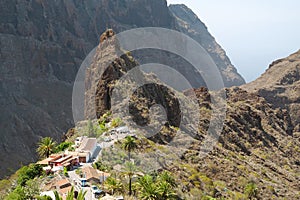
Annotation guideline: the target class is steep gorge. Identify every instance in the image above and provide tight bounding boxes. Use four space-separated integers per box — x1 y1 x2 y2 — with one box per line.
0 0 244 178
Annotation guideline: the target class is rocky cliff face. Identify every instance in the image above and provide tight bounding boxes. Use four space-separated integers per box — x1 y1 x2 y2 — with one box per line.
90 58 300 199
242 50 300 131
178 87 300 199
85 30 184 145
169 4 245 87
84 29 139 119
0 0 244 178
85 31 299 198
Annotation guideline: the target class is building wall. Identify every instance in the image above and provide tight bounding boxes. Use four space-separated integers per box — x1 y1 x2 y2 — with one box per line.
79 156 86 163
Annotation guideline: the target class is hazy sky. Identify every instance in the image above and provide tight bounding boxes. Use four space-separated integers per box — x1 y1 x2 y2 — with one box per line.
167 0 300 82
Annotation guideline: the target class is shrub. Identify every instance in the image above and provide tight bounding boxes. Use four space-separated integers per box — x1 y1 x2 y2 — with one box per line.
17 164 43 186
75 168 82 176
93 160 112 172
36 196 52 200
87 120 95 137
201 195 216 200
244 182 258 199
55 142 73 153
111 117 123 128
63 167 69 177
0 179 11 193
4 186 25 200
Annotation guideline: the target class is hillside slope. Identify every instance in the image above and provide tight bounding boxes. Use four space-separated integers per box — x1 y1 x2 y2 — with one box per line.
175 87 300 199
84 32 300 199
0 0 244 177
242 50 300 130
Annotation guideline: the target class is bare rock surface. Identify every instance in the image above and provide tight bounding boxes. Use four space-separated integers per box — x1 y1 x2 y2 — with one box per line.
242 50 300 129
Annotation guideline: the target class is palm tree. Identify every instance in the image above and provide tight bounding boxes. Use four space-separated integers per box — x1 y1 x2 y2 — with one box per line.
137 172 177 200
122 161 139 196
37 137 57 158
53 187 86 200
157 171 176 188
53 190 62 200
104 176 123 195
122 136 137 160
156 171 177 200
137 175 158 200
76 189 87 200
156 181 176 200
65 187 74 200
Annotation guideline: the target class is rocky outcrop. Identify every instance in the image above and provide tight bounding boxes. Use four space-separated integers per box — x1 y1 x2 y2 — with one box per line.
180 87 300 199
169 4 245 87
89 38 299 198
85 30 139 119
0 0 244 178
242 50 300 130
85 30 183 144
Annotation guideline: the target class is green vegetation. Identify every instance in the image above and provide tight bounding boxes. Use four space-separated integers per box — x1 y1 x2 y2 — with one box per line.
201 196 217 200
122 161 138 196
54 141 73 153
244 182 258 199
75 168 82 176
104 176 123 195
93 160 112 172
63 167 69 177
4 164 43 200
17 164 43 187
53 186 86 200
37 137 57 158
137 174 157 199
37 136 74 158
1 113 271 200
97 111 111 133
137 171 177 200
122 136 137 160
87 119 95 137
111 117 124 128
36 195 52 200
5 185 27 200
98 134 178 199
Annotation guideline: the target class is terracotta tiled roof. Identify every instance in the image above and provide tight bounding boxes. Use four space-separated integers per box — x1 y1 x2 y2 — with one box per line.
37 154 62 165
82 166 100 180
37 158 52 165
61 156 77 167
81 166 110 182
53 155 73 163
56 179 71 188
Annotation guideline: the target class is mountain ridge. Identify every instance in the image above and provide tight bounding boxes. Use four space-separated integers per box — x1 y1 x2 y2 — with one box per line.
1 20 300 200
77 40 300 198
0 0 244 178
242 49 300 130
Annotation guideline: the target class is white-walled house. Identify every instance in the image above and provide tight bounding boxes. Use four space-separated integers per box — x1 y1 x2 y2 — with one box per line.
74 137 98 163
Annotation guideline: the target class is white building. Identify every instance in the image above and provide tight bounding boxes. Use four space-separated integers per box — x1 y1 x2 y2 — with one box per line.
72 137 98 163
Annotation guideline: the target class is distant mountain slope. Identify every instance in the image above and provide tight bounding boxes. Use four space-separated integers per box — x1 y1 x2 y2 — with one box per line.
0 0 244 178
242 50 300 131
169 4 245 87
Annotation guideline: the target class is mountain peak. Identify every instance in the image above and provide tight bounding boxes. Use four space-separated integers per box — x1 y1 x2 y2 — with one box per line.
243 50 300 129
169 4 245 86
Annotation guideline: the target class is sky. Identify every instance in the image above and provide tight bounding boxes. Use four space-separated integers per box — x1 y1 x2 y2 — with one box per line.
167 0 300 82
